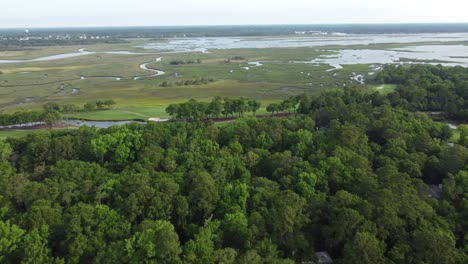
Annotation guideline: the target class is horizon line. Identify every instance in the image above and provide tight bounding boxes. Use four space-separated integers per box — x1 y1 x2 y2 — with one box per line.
1 22 468 30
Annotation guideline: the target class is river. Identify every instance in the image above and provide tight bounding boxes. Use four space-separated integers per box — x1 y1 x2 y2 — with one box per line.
0 49 159 64
0 119 159 130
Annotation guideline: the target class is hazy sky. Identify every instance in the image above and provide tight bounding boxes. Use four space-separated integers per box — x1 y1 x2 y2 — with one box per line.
2 0 468 28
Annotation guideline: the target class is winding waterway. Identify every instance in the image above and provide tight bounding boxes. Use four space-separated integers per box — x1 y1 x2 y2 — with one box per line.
134 57 165 80
0 48 159 64
79 57 165 81
0 50 165 84
0 119 152 130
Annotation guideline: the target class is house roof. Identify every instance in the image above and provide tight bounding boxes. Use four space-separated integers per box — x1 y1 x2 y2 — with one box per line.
315 251 333 264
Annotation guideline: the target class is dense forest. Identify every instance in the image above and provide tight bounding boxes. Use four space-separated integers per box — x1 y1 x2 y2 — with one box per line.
375 64 468 121
0 65 467 263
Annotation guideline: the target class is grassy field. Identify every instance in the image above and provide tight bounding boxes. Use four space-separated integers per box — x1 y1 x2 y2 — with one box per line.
0 130 34 140
0 127 78 140
372 84 397 95
0 42 375 115
68 107 169 120
0 37 437 120
67 105 273 120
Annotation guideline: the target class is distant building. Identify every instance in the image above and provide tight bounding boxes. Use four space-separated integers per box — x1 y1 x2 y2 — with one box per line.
302 252 334 264
9 153 20 167
423 184 443 200
315 252 333 264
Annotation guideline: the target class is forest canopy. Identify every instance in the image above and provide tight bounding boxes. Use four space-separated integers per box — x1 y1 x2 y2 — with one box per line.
0 65 467 263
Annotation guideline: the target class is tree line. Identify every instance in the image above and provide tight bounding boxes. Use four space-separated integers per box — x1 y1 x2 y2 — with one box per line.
166 96 304 122
169 59 201 65
0 38 125 50
160 78 214 87
166 97 262 121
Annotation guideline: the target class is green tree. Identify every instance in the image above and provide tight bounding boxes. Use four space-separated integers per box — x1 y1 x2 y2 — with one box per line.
208 97 224 118
266 104 281 116
0 220 25 263
459 124 468 147
42 102 60 112
267 190 309 253
412 229 457 264
214 248 238 264
41 110 61 127
187 171 219 223
84 102 97 111
19 226 64 264
248 100 261 117
221 212 251 249
183 221 220 264
342 231 385 264
166 104 180 119
125 220 182 264
62 203 130 263
0 141 12 161
219 182 249 214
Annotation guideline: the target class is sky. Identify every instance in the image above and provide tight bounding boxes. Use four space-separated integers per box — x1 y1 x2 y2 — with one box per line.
1 0 468 28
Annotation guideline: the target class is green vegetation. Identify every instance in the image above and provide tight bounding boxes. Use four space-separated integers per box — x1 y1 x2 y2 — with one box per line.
458 124 468 146
169 59 201 65
375 64 468 121
0 127 79 140
67 106 168 121
0 100 116 127
0 42 367 118
0 37 126 50
83 99 116 111
0 83 467 263
451 128 461 142
2 25 468 263
0 129 45 140
0 111 43 126
371 84 396 95
166 97 263 121
161 77 215 87
4 38 464 123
